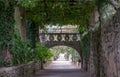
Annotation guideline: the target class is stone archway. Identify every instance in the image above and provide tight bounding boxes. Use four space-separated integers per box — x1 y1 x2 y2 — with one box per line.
39 33 83 67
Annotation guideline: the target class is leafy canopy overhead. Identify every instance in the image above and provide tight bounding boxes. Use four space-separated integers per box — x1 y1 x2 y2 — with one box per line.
17 0 109 32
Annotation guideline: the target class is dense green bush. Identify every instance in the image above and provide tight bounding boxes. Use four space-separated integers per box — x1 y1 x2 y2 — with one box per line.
10 30 53 65
81 33 90 61
35 43 53 61
10 30 33 65
0 0 15 67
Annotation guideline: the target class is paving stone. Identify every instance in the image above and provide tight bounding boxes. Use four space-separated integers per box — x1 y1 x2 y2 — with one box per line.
33 61 89 77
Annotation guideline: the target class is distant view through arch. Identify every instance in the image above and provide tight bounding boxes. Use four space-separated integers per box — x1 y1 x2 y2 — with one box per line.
50 46 81 61
39 32 83 60
46 46 82 69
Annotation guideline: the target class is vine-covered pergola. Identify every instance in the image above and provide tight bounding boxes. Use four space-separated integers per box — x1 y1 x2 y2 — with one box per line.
0 0 120 77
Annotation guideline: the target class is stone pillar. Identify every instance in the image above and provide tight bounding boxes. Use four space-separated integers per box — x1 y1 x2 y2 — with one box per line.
20 8 26 42
14 7 26 42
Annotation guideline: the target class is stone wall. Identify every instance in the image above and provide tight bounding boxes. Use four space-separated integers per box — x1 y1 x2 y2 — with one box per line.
0 61 41 77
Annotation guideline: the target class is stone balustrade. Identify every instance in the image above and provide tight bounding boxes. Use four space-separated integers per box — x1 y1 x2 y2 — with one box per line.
39 33 80 43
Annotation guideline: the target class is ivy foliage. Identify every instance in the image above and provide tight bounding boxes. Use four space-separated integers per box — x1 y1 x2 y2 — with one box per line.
17 0 110 32
17 0 38 8
15 0 109 63
11 30 53 65
0 0 110 66
0 0 15 52
17 0 95 32
15 0 110 34
11 31 33 65
81 33 90 61
26 20 38 48
0 0 15 66
94 0 108 8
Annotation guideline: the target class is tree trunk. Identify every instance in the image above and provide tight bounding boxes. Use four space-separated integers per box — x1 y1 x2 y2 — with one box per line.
88 10 101 77
36 25 39 41
14 7 21 30
40 59 44 70
20 8 26 42
100 8 120 77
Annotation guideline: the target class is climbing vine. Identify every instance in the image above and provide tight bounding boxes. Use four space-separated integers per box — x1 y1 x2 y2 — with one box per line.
17 0 110 33
81 33 90 61
0 0 114 67
15 0 115 35
17 0 96 32
0 0 15 66
11 29 53 65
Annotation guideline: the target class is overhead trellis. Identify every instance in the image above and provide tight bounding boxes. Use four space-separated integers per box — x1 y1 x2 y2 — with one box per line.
17 0 113 32
18 0 95 32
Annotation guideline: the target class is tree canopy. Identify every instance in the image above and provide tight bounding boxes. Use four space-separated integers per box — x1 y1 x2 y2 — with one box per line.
17 0 94 32
16 0 120 32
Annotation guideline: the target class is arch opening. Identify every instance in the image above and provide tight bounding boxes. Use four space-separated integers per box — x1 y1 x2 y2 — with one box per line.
47 45 82 69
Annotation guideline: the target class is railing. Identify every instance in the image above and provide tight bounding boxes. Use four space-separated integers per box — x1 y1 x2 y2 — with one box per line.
39 33 80 43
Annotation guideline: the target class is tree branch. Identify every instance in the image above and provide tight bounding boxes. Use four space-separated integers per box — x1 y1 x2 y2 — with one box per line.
108 0 119 10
